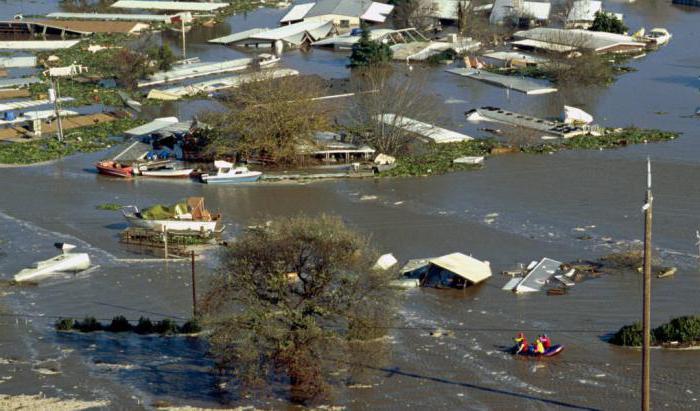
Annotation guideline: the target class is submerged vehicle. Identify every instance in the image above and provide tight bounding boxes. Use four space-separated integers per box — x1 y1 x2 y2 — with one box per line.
121 196 224 233
200 160 262 184
646 28 672 46
14 243 91 282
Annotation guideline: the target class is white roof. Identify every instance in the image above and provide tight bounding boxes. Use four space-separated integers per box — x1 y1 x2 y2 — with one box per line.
0 97 73 112
511 38 577 52
254 20 333 41
482 51 550 64
0 109 78 126
522 1 551 20
124 117 179 136
280 3 316 23
567 0 601 22
215 160 234 168
429 253 492 284
361 2 394 22
378 114 473 143
110 1 228 11
46 12 174 22
514 257 561 292
0 40 80 50
0 56 37 68
513 28 645 52
209 28 269 44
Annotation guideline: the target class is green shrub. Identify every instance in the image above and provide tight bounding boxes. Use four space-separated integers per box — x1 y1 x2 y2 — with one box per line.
55 318 74 331
96 203 122 211
75 317 103 332
178 318 202 334
134 317 154 334
653 316 700 343
154 319 178 335
610 322 645 346
108 315 133 333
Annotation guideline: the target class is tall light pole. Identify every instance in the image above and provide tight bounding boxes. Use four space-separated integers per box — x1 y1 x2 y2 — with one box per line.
641 158 653 411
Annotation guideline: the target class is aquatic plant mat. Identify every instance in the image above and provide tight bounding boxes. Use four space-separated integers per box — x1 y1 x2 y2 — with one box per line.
383 128 679 177
0 117 143 165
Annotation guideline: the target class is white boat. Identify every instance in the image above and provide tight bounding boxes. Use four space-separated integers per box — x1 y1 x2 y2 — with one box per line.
201 161 262 184
140 168 193 178
14 243 91 282
121 197 223 233
138 163 193 178
646 28 671 46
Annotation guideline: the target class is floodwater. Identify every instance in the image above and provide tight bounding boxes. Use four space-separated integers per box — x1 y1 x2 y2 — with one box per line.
1 1 700 409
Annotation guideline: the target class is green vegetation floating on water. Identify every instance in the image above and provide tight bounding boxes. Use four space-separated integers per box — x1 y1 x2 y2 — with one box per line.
96 203 122 211
55 316 201 335
0 117 143 165
521 128 679 154
381 140 497 177
384 128 678 177
610 316 700 347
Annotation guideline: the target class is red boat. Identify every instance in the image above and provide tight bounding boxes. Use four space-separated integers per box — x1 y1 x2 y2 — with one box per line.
96 161 133 178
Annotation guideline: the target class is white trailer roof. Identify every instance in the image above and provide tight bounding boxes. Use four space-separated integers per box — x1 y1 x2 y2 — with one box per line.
280 3 316 23
0 40 80 50
567 0 602 22
209 28 270 44
124 117 179 136
429 253 492 284
378 114 473 143
46 12 174 22
0 56 37 68
0 97 73 112
0 109 78 126
514 258 562 292
111 1 228 12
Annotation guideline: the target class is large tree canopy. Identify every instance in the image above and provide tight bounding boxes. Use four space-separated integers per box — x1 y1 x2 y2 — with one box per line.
202 215 397 403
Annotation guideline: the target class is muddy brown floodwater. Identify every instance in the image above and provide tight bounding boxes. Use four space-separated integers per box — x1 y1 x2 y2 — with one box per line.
1 0 700 409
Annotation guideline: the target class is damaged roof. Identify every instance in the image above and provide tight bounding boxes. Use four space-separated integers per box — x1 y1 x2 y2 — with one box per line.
429 253 492 284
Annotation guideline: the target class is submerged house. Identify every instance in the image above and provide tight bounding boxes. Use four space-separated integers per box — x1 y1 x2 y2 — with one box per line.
489 0 551 27
280 0 394 28
209 21 338 49
298 132 376 163
565 1 624 29
403 253 492 289
512 27 645 54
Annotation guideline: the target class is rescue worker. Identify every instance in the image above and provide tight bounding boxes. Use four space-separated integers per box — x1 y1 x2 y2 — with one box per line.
532 338 545 355
514 332 528 354
539 334 552 350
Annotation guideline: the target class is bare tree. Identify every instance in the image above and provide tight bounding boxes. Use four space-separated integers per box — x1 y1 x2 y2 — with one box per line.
342 66 441 155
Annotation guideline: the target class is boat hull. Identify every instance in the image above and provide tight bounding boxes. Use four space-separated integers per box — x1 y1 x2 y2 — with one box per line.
140 169 194 178
124 215 221 233
96 162 133 178
15 253 91 282
201 174 261 184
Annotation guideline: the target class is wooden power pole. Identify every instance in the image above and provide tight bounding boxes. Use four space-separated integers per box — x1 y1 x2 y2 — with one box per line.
191 250 197 318
642 158 653 411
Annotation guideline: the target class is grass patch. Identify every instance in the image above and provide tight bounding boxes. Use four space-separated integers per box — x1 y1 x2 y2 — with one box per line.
0 117 143 165
520 128 679 155
96 203 123 211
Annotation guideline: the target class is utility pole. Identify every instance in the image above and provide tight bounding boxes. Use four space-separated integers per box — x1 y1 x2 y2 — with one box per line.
641 158 653 411
191 250 197 318
181 17 186 60
49 76 64 142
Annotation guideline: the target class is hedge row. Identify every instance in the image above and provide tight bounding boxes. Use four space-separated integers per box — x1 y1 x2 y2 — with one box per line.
55 316 201 335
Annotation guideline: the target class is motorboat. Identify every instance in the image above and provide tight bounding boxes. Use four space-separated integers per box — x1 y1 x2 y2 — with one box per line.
96 160 133 178
14 243 91 282
138 162 193 179
201 160 262 184
122 197 224 233
646 28 672 46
